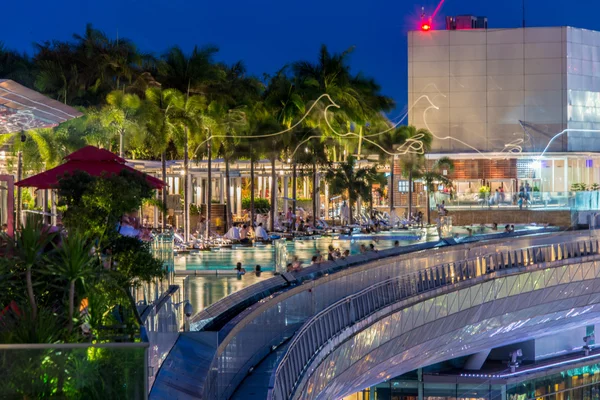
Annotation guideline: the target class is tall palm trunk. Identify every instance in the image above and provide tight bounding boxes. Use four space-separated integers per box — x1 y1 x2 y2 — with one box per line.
161 152 167 229
225 158 233 231
312 159 318 223
426 185 432 225
119 128 124 158
183 127 189 241
349 198 354 225
206 142 212 238
270 157 276 232
389 156 395 224
292 162 297 216
250 158 255 229
408 170 413 222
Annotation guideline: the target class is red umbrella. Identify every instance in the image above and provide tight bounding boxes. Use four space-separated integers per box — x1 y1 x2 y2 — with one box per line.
16 146 166 189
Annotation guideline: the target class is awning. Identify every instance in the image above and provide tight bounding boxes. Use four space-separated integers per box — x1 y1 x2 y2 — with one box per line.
0 79 83 134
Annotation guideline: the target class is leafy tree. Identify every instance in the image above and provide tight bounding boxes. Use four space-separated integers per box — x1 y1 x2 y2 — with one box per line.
421 157 454 224
397 125 433 219
57 169 155 242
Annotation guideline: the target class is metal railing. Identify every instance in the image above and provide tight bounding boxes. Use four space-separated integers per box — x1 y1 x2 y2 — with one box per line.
269 238 600 400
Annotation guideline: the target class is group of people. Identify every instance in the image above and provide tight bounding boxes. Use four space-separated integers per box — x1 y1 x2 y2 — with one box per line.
517 182 532 209
235 262 262 277
224 222 269 242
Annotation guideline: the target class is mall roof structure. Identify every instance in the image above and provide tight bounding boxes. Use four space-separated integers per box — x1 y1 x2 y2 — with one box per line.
0 79 83 134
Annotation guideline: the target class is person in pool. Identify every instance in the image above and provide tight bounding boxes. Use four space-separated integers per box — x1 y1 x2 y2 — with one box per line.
235 262 246 275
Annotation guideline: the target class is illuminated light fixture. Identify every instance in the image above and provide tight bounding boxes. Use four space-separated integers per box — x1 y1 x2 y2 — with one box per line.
421 23 431 31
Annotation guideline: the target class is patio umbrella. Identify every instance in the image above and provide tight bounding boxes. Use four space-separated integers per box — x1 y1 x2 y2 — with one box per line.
16 146 166 189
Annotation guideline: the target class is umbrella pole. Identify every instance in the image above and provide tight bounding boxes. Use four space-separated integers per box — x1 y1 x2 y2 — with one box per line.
16 151 22 229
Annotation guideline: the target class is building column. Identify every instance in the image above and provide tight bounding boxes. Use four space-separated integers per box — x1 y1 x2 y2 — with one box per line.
51 190 57 226
236 177 242 216
324 182 329 221
303 176 309 198
315 173 320 220
283 176 289 213
219 175 225 203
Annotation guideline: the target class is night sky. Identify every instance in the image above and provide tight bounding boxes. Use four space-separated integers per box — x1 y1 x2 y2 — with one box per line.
2 0 600 119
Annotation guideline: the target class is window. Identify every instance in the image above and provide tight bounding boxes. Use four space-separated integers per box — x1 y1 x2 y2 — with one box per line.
398 180 410 193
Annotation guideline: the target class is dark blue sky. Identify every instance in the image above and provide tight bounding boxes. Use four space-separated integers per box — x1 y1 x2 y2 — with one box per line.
2 0 600 119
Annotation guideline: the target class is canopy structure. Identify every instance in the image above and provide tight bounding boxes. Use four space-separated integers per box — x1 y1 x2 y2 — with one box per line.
0 79 84 134
16 146 166 189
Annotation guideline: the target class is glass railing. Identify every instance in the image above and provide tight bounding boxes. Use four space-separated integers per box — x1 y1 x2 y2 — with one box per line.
0 342 148 399
429 191 575 210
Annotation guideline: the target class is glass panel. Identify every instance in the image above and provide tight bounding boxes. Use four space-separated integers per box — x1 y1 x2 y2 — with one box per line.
0 345 147 399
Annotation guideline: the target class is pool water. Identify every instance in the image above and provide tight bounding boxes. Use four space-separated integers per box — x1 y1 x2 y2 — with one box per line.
175 235 413 271
174 224 545 271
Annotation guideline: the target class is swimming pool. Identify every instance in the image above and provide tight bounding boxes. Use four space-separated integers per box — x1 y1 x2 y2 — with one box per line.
174 224 546 271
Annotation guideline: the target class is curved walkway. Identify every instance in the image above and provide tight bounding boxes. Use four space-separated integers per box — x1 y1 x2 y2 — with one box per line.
150 229 590 399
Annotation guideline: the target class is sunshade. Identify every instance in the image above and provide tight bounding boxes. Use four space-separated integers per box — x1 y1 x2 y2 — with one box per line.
16 146 166 189
0 79 84 134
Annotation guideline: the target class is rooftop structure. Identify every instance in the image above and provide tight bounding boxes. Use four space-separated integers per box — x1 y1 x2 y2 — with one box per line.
408 26 600 153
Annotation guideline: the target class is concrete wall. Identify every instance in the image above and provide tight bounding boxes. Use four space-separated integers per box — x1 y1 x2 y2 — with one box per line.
430 209 572 227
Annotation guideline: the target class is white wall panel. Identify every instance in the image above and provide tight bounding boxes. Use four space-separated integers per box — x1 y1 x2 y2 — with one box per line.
449 31 486 45
411 45 449 62
488 106 524 123
567 42 582 59
449 92 485 108
411 107 448 125
524 74 563 91
524 42 562 59
487 91 524 107
524 106 564 123
582 44 594 61
568 27 583 44
410 77 450 94
411 61 449 77
449 123 488 150
524 27 563 43
449 107 486 123
582 60 593 76
488 59 524 76
449 45 487 61
525 58 563 75
450 76 487 92
411 31 450 47
487 75 524 91
524 91 563 107
567 57 582 75
487 44 524 60
487 29 524 44
449 60 486 76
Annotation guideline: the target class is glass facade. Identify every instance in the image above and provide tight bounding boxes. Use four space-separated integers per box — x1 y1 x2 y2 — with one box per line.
507 362 600 399
357 361 600 400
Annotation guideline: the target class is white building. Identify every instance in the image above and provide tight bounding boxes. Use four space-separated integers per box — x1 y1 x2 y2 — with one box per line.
408 26 600 153
401 25 600 199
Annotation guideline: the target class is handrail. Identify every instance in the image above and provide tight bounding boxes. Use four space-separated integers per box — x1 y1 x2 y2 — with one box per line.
269 238 600 400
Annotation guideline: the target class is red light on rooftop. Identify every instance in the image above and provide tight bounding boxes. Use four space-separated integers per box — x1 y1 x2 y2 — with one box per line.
421 23 431 31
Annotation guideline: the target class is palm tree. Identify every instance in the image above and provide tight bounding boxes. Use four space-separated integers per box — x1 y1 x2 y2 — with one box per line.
143 87 181 228
366 125 410 221
46 232 97 334
325 156 384 225
96 90 144 157
158 45 223 96
292 45 394 161
421 157 455 224
3 218 54 321
397 125 433 220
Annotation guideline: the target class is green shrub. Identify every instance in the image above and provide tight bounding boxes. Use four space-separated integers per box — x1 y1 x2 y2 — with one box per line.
242 197 271 212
